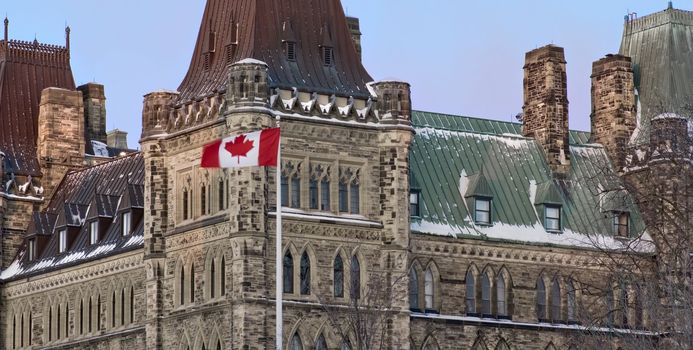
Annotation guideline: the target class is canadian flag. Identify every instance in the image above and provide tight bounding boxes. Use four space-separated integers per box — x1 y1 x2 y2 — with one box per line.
201 128 280 168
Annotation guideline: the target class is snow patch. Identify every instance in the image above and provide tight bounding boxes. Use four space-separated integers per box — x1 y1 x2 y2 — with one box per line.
234 58 268 66
416 127 531 149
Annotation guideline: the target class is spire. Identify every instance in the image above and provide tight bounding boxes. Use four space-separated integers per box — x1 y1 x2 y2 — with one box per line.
65 25 71 53
4 16 8 47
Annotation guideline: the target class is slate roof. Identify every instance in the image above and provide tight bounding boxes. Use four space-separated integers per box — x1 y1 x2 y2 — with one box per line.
619 6 693 144
410 111 649 251
176 0 373 104
0 36 76 175
0 153 145 281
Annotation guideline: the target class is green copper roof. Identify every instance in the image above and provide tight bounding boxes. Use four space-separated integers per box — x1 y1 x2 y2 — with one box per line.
620 6 693 144
409 111 649 251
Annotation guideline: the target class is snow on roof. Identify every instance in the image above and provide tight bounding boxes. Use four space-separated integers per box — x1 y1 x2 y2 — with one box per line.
234 58 269 66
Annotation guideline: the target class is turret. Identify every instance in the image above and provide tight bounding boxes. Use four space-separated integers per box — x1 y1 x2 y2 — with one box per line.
372 80 412 127
225 59 270 108
141 90 178 139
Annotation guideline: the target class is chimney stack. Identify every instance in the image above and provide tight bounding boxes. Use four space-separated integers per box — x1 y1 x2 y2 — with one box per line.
522 45 570 176
77 83 107 145
590 54 636 171
107 129 129 150
346 16 362 61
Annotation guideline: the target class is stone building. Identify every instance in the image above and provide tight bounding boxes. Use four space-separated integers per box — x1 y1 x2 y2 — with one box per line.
0 1 691 349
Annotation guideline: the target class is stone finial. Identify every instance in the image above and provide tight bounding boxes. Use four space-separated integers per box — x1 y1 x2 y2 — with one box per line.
522 44 570 176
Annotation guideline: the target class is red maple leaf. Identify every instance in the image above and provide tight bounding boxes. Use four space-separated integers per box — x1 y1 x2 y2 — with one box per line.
224 134 255 164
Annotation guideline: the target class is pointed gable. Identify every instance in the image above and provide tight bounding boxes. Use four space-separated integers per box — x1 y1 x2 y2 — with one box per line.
176 0 373 103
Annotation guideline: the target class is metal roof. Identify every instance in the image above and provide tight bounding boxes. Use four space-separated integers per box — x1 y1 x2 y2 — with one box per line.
410 111 648 250
620 6 693 144
0 153 145 281
176 0 373 104
0 36 76 175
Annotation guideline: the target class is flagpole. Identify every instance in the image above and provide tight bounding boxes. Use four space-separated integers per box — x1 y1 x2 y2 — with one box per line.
275 116 283 350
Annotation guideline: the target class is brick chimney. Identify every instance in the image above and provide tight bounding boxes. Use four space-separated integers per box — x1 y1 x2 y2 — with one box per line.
522 45 570 176
590 54 636 171
346 16 362 61
77 83 107 145
107 129 129 149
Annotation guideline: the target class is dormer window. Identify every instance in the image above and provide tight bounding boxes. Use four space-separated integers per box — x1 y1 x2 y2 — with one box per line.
544 205 561 232
122 212 131 236
410 191 421 217
613 212 629 237
28 239 36 261
90 221 99 245
59 229 68 253
474 198 492 225
286 41 297 61
322 46 334 66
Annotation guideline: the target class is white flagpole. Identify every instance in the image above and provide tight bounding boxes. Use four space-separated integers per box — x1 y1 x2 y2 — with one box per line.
275 116 283 350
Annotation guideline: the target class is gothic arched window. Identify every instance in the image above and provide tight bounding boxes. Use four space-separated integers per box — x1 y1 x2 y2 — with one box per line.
334 255 344 298
497 274 507 317
315 334 328 350
536 277 546 321
350 256 361 300
466 269 476 314
300 252 311 295
481 272 491 315
283 252 294 294
550 278 561 322
409 267 419 311
424 268 434 310
567 279 576 322
291 333 303 350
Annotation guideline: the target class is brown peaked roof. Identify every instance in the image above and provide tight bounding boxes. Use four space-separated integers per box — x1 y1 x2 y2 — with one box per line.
0 26 76 175
176 0 373 103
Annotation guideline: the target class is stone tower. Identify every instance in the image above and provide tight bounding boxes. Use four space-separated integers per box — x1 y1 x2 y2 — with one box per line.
522 45 570 175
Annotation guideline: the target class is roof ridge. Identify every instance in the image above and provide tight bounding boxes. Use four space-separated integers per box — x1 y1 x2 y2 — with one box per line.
65 152 141 177
413 110 592 135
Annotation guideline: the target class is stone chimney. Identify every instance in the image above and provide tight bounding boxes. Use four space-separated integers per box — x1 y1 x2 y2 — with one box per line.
590 54 636 170
107 129 129 149
36 87 85 198
77 83 107 145
522 45 570 176
346 16 362 61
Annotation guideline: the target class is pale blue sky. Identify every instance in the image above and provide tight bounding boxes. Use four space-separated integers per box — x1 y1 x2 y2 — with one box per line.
3 1 685 147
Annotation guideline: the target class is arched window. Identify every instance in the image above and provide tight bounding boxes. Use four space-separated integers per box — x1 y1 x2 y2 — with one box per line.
466 269 476 314
88 298 93 333
217 340 222 350
497 274 507 317
283 252 294 294
567 279 576 322
350 256 361 300
180 264 186 306
334 255 344 297
12 314 16 348
634 286 643 328
606 289 615 325
339 182 348 212
350 182 360 214
291 333 303 350
79 299 84 334
97 295 101 331
309 178 319 209
211 258 216 299
316 334 328 350
111 292 116 327
201 184 207 215
129 287 134 324
495 339 510 350
341 340 352 350
536 277 546 321
281 174 289 207
220 257 226 296
320 178 330 211
300 252 311 295
120 289 125 325
183 188 189 220
218 178 225 211
550 278 561 322
424 268 434 310
409 267 419 311
620 285 629 326
190 263 195 303
291 175 301 208
481 272 491 315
